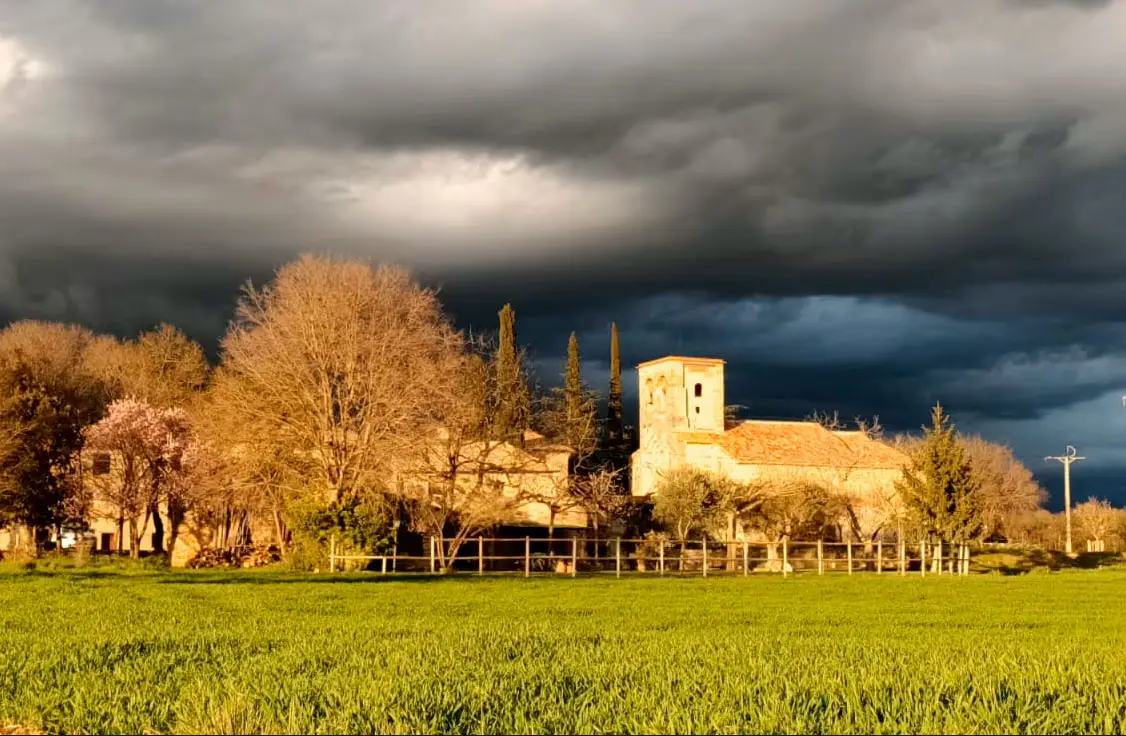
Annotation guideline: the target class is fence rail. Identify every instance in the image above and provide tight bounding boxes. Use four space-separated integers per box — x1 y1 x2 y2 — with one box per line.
328 536 980 577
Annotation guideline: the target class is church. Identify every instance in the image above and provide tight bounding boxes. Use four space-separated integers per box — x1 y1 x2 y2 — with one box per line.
630 356 909 539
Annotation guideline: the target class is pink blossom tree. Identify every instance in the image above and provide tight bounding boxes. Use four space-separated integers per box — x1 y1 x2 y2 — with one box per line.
84 398 191 558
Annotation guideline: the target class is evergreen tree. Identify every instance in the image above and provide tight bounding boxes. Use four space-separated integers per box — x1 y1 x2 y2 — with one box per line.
895 403 982 543
561 332 598 458
494 304 528 445
605 322 623 446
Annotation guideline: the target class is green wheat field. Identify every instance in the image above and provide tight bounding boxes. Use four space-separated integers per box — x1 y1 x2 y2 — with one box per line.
2 567 1126 734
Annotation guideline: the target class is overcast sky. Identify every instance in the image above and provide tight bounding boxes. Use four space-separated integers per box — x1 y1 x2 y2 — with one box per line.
3 0 1126 506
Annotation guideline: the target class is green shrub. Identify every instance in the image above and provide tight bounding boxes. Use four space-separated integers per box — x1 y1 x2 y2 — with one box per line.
287 496 394 571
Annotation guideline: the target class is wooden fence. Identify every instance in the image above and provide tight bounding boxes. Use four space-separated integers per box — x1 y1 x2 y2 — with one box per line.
328 536 978 577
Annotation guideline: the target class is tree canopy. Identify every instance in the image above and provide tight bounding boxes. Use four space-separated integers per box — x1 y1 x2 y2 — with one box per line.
895 403 982 544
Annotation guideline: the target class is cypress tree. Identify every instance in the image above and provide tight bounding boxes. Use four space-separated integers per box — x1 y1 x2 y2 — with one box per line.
556 332 598 458
895 403 982 544
564 332 583 431
494 303 527 445
605 322 623 446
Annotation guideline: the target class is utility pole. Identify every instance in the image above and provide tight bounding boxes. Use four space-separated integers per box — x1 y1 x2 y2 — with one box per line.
1045 446 1085 556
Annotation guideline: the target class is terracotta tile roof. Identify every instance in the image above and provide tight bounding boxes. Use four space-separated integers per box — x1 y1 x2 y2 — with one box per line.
829 431 910 469
689 420 908 469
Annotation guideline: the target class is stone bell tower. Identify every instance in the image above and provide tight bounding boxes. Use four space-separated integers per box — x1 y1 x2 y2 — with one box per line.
631 355 727 497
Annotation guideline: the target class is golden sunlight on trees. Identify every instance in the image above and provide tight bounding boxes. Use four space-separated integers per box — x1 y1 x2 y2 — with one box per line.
218 254 465 509
892 426 1047 543
895 403 982 545
1073 497 1120 549
653 467 745 543
959 434 1048 541
0 252 1082 569
0 322 108 554
87 324 209 411
84 399 191 558
398 345 519 570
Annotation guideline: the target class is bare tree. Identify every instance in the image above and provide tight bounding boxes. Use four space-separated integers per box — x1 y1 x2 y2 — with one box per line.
808 409 843 431
1073 497 1119 547
959 434 1047 541
572 467 627 538
188 371 318 555
652 467 747 569
1005 508 1064 548
741 475 841 562
809 410 883 440
839 483 902 545
87 325 209 410
218 255 464 508
397 350 543 571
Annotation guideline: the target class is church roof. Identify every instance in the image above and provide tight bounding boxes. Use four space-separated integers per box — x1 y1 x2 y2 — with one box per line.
828 430 910 469
692 420 907 470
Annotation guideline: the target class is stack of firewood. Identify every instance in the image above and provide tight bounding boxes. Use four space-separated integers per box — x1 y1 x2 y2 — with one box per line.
186 544 281 569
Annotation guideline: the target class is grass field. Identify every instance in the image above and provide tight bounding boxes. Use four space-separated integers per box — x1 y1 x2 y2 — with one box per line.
2 567 1126 734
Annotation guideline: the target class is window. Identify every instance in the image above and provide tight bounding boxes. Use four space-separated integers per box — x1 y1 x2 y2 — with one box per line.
694 383 703 397
92 453 110 476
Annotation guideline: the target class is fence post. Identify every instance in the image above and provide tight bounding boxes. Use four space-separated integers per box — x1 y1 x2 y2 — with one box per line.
743 540 749 577
899 540 905 576
381 555 387 574
478 537 484 576
659 539 665 577
525 536 531 578
936 540 943 576
847 539 853 575
877 540 883 575
615 538 621 578
329 534 336 573
817 539 823 575
782 537 789 577
920 541 926 577
702 539 708 578
572 537 577 578
429 536 435 573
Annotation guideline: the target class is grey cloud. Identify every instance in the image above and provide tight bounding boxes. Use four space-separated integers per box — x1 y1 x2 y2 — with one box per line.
2 0 1126 499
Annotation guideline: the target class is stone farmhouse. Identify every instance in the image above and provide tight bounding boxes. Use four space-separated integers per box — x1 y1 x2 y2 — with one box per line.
21 427 584 565
631 356 909 541
391 428 584 530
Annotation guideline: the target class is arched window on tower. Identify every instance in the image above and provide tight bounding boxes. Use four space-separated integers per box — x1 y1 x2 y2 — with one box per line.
694 383 703 398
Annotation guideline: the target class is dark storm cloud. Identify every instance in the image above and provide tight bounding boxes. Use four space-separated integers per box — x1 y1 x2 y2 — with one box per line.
3 0 1126 496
